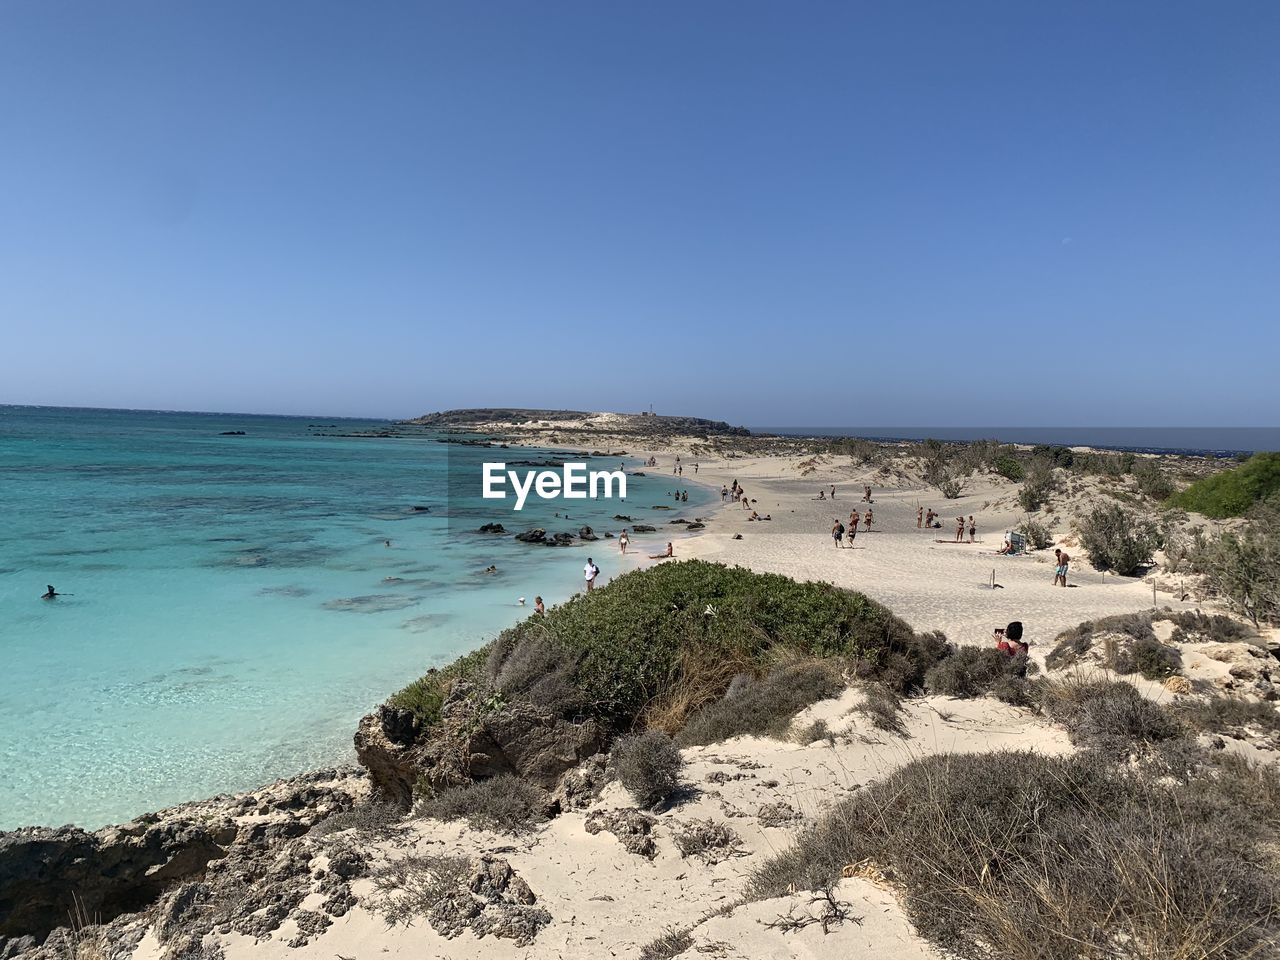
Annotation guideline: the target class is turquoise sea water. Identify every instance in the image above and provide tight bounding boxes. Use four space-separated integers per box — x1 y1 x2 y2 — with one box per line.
0 406 712 830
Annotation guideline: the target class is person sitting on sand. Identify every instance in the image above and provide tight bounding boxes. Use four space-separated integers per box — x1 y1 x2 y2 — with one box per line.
816 489 826 500
534 596 545 615
619 529 629 554
42 584 59 600
995 621 1028 656
649 542 674 559
832 521 845 547
998 532 1013 554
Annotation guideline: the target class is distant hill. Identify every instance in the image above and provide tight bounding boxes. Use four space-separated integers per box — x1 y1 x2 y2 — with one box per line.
403 408 751 438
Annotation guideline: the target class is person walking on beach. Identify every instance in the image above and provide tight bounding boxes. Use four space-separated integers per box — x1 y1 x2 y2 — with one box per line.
968 516 977 543
619 529 629 554
1054 549 1070 587
863 509 873 531
917 505 923 529
848 511 859 542
584 558 600 592
832 520 845 548
694 463 699 474
926 507 936 528
830 485 836 500
863 485 872 503
721 485 728 501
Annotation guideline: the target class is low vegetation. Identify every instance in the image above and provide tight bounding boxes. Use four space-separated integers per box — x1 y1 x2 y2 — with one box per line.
611 730 684 808
1076 501 1161 575
751 748 1280 959
1039 678 1184 755
675 660 845 746
1189 499 1280 626
1170 451 1280 518
924 646 1034 700
390 561 924 736
415 775 551 834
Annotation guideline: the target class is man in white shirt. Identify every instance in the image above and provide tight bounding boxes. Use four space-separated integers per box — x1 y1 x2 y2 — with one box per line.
584 558 600 592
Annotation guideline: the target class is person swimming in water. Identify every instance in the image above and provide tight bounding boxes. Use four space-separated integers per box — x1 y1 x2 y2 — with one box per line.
42 585 59 600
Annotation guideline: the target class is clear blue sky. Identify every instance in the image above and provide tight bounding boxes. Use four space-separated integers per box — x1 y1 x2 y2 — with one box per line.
1 2 1276 425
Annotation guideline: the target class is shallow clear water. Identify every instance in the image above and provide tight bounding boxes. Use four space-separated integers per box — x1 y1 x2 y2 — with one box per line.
0 406 712 829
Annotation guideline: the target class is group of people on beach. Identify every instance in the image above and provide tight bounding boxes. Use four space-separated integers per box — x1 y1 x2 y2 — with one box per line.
830 508 874 547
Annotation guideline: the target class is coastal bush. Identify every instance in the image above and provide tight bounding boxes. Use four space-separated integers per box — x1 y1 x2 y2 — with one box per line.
1016 458 1056 511
393 561 921 733
1174 696 1280 739
310 800 404 840
1132 458 1175 500
1125 636 1182 680
924 647 1033 699
992 454 1024 482
1170 451 1280 518
1190 504 1280 625
416 775 551 834
748 749 1280 960
1039 678 1183 755
1163 610 1255 644
1076 501 1160 575
638 929 694 960
1045 612 1157 671
855 683 906 736
612 730 684 808
388 646 491 727
1015 517 1054 549
676 660 844 746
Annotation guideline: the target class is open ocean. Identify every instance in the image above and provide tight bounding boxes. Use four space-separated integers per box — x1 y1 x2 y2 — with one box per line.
0 406 711 830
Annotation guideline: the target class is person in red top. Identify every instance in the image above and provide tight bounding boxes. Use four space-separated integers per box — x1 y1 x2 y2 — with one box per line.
995 621 1027 656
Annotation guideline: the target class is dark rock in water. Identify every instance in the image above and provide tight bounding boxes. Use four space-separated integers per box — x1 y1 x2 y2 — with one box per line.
412 505 431 512
631 471 646 477
219 430 246 436
651 505 672 510
668 518 689 525
577 526 597 541
686 522 705 530
604 532 615 538
514 528 547 543
550 532 575 545
613 515 633 522
478 523 506 534
632 524 656 533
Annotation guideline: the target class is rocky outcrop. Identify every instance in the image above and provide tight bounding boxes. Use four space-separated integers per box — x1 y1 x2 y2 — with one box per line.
0 768 366 949
355 684 604 805
477 522 506 534
514 528 546 543
578 525 598 541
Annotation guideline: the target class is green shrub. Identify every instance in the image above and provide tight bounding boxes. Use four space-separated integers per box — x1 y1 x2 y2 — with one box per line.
1131 458 1175 500
1162 610 1255 645
1170 452 1280 518
1076 502 1160 575
749 750 1279 959
639 929 694 960
416 775 551 834
392 561 920 731
856 683 906 737
992 454 1024 482
1174 696 1280 738
676 660 844 746
612 730 684 808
